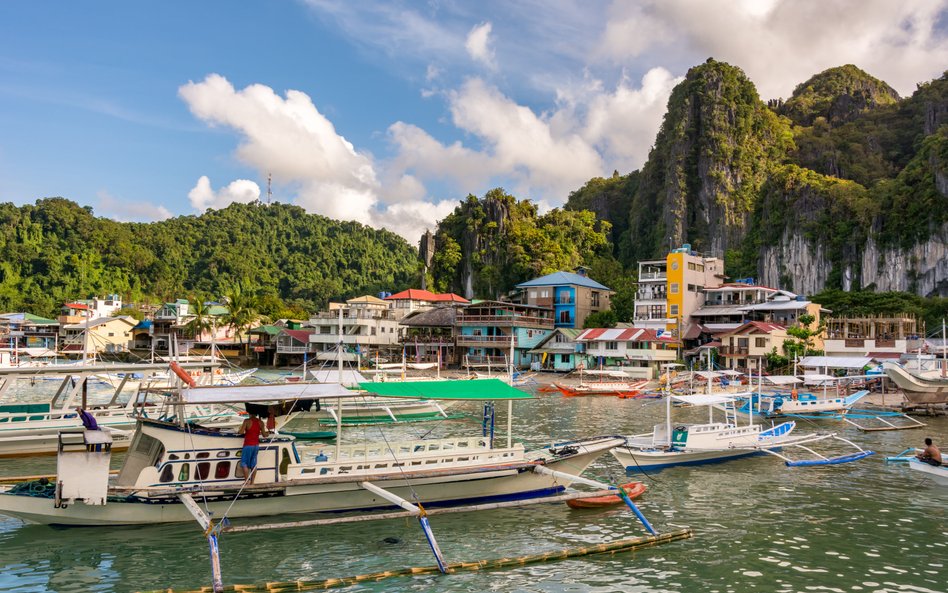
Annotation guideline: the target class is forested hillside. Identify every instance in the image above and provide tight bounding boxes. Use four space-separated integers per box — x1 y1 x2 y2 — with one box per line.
565 60 948 298
0 199 419 317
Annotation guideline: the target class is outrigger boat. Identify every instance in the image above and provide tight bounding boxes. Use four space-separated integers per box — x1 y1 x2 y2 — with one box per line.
554 370 650 398
0 362 245 456
613 365 874 471
907 460 948 485
0 379 625 526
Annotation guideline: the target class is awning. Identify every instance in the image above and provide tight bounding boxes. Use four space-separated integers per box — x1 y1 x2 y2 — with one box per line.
693 371 722 380
672 394 735 405
307 369 367 386
360 378 533 400
801 373 837 383
763 375 803 385
799 356 872 369
316 351 359 362
180 383 354 404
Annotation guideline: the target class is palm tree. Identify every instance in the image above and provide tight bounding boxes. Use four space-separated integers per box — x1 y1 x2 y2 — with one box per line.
223 281 260 355
185 296 216 358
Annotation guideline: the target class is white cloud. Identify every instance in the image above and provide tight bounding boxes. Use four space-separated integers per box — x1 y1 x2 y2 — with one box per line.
187 176 261 211
96 190 173 222
598 0 948 99
465 22 496 69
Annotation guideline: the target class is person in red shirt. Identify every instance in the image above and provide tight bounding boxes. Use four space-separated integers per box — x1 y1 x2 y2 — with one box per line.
236 411 269 484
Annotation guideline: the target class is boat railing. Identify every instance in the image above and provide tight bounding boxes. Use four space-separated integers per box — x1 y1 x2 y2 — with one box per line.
292 437 526 478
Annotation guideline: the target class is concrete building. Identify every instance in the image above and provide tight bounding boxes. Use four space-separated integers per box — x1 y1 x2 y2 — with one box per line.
528 328 585 372
516 269 613 329
663 246 725 337
822 314 923 359
61 316 137 356
309 295 402 360
456 300 554 368
716 321 789 371
576 327 680 379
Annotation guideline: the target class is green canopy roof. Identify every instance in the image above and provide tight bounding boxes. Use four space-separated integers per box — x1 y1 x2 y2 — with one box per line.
359 379 533 400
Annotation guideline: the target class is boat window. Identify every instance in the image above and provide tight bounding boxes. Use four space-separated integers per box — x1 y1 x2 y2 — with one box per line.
196 462 210 480
197 452 210 459
429 444 440 451
169 454 180 460
414 445 425 452
178 463 190 482
215 461 231 479
280 448 290 475
159 464 174 483
184 453 191 460
458 441 468 448
216 451 229 458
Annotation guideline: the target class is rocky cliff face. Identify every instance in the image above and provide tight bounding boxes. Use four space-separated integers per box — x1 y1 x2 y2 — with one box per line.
778 65 900 127
861 224 948 296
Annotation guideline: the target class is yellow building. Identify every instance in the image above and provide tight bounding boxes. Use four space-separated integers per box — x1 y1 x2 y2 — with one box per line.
664 245 724 336
61 316 137 356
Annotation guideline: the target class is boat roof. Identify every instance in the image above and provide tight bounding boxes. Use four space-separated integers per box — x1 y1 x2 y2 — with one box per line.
179 383 354 404
359 378 533 400
763 375 803 385
672 394 736 405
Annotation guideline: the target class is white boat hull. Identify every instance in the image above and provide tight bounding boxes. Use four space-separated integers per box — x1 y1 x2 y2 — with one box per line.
883 362 948 404
908 460 948 485
0 436 623 525
612 446 764 471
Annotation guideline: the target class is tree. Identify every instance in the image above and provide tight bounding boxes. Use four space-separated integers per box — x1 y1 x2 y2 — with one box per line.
783 313 824 360
584 310 618 329
223 282 260 353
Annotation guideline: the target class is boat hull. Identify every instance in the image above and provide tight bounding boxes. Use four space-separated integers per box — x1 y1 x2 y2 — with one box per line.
612 446 765 471
882 362 948 404
0 437 623 526
908 460 948 485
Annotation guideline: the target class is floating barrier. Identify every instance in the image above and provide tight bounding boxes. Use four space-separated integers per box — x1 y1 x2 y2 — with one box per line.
138 528 694 593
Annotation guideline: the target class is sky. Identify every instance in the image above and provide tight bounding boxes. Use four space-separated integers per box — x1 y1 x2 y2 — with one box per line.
1 1 946 242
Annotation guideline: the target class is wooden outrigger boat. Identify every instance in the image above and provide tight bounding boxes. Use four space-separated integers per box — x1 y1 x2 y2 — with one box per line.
566 481 646 508
0 378 684 591
554 370 650 398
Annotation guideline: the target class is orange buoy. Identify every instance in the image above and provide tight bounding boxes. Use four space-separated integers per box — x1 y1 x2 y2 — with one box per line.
169 361 197 387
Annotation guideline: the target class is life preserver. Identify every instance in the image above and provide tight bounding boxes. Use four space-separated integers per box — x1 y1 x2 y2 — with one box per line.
169 362 197 387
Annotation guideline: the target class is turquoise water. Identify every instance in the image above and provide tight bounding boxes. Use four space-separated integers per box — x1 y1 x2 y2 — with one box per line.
0 380 944 592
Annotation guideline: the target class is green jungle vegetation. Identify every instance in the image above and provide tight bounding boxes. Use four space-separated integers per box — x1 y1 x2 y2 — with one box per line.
0 199 418 319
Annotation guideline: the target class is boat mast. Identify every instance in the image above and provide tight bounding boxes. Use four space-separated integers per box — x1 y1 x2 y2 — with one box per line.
706 349 713 423
336 308 344 458
664 364 672 446
942 318 946 378
508 333 514 448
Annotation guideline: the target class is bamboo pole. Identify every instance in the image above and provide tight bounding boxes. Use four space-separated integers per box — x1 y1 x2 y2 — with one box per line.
224 488 629 533
138 529 694 593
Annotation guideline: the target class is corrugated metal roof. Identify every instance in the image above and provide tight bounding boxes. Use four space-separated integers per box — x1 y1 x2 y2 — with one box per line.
799 356 872 369
516 271 612 291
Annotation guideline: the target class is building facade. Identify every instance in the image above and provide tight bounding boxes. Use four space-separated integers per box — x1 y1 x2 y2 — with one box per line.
516 270 613 329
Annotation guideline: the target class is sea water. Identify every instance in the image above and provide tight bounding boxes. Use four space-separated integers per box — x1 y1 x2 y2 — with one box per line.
0 378 944 592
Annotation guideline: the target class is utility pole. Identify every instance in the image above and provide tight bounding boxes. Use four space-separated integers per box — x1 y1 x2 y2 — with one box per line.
267 172 272 204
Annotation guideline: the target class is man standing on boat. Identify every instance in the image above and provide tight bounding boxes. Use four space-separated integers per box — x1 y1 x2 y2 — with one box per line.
917 437 942 467
237 411 269 483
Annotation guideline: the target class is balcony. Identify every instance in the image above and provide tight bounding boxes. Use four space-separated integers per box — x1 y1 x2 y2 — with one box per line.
276 344 313 354
638 272 666 281
719 346 749 356
456 315 554 329
456 335 518 347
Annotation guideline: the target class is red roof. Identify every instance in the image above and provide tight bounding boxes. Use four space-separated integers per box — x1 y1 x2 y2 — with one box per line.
64 302 90 310
385 289 469 303
868 351 902 359
281 329 314 343
577 328 678 343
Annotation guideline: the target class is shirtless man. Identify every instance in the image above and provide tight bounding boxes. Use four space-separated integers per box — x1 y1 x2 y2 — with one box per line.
917 437 942 467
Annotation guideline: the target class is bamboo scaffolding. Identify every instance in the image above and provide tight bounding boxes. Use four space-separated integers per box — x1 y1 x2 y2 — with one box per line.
138 528 694 593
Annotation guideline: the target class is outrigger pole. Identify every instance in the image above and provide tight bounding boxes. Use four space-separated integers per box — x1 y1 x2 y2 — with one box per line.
531 466 657 535
178 492 225 593
360 481 448 573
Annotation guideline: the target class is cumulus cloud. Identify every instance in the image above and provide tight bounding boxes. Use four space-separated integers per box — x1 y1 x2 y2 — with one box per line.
465 22 496 69
179 74 380 224
598 0 948 99
96 190 173 222
188 176 261 211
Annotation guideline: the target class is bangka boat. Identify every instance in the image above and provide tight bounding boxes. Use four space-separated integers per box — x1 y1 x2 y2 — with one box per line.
881 361 948 405
907 459 948 485
0 379 625 526
554 370 650 398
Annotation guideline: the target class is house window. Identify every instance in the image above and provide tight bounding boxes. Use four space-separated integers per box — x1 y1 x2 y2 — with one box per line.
558 311 571 324
670 283 679 294
540 289 550 298
371 327 376 335
755 338 766 348
591 292 600 307
561 354 571 364
669 304 679 316
605 341 618 350
529 290 537 299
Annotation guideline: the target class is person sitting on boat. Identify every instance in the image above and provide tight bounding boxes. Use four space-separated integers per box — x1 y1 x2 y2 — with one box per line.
790 387 798 401
237 411 269 484
917 438 942 467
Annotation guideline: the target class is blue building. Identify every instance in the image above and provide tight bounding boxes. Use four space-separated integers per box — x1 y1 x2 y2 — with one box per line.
455 301 554 369
516 269 614 329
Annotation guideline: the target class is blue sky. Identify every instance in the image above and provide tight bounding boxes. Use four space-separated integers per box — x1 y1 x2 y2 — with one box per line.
1 1 946 240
